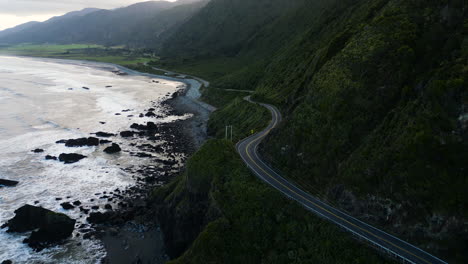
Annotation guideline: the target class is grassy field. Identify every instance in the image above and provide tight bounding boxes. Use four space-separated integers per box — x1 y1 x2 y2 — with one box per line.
0 44 154 66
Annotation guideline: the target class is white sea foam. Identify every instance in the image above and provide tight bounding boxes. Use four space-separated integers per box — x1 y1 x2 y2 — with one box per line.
0 56 185 263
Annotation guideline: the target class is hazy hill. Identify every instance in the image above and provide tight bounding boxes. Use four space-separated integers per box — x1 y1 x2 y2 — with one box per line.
0 1 207 47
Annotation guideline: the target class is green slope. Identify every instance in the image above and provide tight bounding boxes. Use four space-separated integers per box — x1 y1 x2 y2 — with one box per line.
154 140 393 264
155 0 467 262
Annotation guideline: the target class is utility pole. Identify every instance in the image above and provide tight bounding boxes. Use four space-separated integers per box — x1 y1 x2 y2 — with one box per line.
225 125 233 141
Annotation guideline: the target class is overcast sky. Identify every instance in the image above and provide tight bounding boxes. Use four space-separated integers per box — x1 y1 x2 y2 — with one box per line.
0 0 176 30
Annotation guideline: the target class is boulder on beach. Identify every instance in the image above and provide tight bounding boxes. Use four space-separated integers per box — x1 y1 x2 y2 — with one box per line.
104 143 122 154
100 140 112 144
60 202 74 210
120 131 134 138
145 111 156 117
94 132 115 138
32 149 44 153
87 212 114 224
0 179 19 187
62 137 99 147
58 153 87 164
147 122 157 130
45 155 57 160
5 205 75 251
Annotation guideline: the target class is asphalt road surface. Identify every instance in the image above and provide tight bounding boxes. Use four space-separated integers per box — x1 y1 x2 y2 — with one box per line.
236 96 447 264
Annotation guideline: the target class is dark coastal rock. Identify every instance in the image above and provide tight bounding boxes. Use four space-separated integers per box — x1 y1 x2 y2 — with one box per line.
105 86 112 88
95 132 116 138
2 260 12 264
58 153 87 164
134 153 153 158
0 179 19 187
100 140 112 144
32 149 44 153
130 122 158 131
64 137 99 147
120 131 134 137
104 143 122 154
82 87 90 90
5 205 75 251
145 111 156 117
87 212 114 224
130 123 142 130
45 155 57 160
104 204 113 210
147 122 157 130
73 201 81 206
139 113 144 118
60 202 74 210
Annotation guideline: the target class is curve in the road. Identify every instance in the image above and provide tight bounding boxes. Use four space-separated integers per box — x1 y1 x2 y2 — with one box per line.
236 96 447 264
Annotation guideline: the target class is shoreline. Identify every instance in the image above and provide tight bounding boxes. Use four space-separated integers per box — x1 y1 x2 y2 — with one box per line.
0 56 215 264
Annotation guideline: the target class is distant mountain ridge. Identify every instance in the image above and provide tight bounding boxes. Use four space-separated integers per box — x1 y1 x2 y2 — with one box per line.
0 0 208 47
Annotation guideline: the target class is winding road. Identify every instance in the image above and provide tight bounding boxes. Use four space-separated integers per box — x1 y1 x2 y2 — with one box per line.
236 96 447 264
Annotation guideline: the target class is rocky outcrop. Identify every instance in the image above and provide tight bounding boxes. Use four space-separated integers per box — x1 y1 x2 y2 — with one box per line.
0 179 19 187
94 132 116 138
58 153 87 164
4 205 75 251
104 143 122 154
32 149 44 153
45 155 57 160
120 131 135 137
63 137 100 147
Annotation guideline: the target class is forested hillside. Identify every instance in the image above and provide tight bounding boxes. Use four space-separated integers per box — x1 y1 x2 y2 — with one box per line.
1 0 464 262
155 0 467 263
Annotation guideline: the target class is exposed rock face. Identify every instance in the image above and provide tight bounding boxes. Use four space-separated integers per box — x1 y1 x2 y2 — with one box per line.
120 131 135 137
60 202 74 210
0 179 19 187
4 205 75 251
104 143 122 154
45 155 57 160
95 132 116 138
62 137 100 147
32 149 44 153
58 153 87 164
87 212 114 224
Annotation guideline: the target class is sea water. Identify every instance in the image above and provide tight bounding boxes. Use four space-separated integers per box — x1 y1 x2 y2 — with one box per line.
0 56 186 263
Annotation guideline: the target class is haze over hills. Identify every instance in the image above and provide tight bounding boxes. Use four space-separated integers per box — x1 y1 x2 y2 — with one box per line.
0 0 208 47
0 0 465 263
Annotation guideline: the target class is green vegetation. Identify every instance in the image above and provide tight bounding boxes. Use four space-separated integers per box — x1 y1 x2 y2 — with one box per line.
154 140 393 264
1 0 465 262
0 44 153 66
154 0 467 262
207 98 270 141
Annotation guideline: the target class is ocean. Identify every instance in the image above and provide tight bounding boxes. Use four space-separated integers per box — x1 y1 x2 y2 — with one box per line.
0 56 187 263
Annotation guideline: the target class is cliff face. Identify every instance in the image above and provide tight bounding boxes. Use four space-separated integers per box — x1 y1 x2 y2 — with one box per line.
152 140 393 263
254 1 467 261
153 0 467 262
